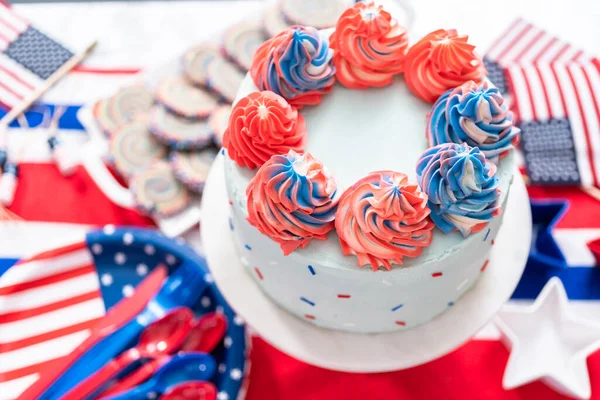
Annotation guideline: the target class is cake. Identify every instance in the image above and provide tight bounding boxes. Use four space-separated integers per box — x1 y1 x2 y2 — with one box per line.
222 2 519 333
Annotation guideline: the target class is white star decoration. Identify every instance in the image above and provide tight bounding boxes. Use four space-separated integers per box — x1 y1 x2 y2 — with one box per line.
217 391 229 400
230 368 242 380
495 277 600 399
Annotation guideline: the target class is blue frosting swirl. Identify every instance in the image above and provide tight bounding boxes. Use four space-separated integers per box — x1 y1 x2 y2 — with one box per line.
416 142 500 237
251 26 336 106
427 81 519 162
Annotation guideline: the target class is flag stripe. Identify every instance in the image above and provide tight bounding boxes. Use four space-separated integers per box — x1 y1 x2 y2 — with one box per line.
0 290 100 323
0 264 95 295
0 374 37 400
485 18 522 58
0 65 34 90
0 5 28 33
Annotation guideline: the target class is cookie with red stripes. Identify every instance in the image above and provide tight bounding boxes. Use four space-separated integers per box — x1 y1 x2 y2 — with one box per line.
131 161 191 217
279 0 351 29
156 76 219 119
208 105 232 147
222 19 267 71
182 44 223 86
93 98 120 137
263 6 293 38
206 58 245 103
109 121 167 178
149 105 214 150
170 147 218 193
109 85 154 125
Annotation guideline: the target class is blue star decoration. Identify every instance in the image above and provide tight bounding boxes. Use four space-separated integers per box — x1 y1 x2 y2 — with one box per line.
512 200 600 300
86 226 247 400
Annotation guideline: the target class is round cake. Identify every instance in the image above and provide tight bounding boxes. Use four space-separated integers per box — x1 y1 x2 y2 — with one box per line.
222 2 519 333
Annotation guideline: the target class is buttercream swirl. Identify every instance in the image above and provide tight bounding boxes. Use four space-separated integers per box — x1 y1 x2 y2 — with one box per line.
416 143 500 237
335 171 434 271
427 80 519 161
250 26 336 107
330 1 409 89
223 91 306 170
246 151 340 255
404 29 486 103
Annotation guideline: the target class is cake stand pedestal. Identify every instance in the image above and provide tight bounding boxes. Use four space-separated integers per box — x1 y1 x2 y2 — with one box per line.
201 154 531 373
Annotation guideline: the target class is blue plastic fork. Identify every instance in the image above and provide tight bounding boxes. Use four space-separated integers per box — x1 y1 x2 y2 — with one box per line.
39 260 207 400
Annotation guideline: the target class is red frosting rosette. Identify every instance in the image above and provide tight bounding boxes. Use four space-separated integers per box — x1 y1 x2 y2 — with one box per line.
223 91 306 170
246 151 340 255
335 171 434 271
404 29 486 103
330 1 409 89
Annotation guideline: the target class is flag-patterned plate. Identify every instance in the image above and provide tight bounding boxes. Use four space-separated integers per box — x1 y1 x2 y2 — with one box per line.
0 226 248 400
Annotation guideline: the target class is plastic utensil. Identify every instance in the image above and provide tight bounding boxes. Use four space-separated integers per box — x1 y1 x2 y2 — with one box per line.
105 352 217 400
101 312 228 398
160 381 217 400
19 265 168 400
62 307 194 400
39 260 206 400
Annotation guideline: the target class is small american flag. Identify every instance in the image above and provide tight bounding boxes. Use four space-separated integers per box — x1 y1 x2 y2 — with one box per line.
484 19 600 188
0 4 74 111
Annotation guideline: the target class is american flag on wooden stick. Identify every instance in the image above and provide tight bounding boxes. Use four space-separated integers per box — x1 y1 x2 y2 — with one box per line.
483 19 600 190
0 4 75 111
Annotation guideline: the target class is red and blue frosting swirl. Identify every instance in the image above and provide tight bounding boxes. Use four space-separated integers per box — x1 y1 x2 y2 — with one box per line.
330 1 409 89
416 143 500 237
427 81 519 162
335 171 434 271
246 150 339 255
250 26 336 107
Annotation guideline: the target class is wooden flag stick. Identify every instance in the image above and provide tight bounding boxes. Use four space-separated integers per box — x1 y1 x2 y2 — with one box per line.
0 40 98 129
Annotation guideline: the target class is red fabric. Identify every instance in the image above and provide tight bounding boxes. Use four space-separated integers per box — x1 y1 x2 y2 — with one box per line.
245 337 599 400
527 185 600 229
7 163 154 227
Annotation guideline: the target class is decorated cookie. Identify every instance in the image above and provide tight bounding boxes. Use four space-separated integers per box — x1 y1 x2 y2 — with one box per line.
222 20 267 71
170 147 218 193
280 0 351 29
149 105 214 150
208 105 231 147
131 161 191 217
182 44 223 86
156 76 219 119
109 85 154 125
109 121 167 178
206 58 245 103
92 98 120 136
263 6 292 38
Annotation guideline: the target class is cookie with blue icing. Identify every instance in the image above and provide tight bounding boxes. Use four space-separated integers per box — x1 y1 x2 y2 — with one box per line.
149 105 214 150
170 147 218 193
156 76 219 119
182 44 223 87
206 58 245 103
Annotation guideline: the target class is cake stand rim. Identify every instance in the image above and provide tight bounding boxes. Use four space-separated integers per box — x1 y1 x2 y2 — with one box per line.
201 154 531 373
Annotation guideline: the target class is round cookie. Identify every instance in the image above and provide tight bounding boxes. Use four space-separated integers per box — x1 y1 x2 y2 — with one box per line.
109 121 167 178
182 44 222 86
149 105 214 150
170 147 218 193
206 58 245 103
109 85 154 125
208 105 231 147
222 20 266 71
263 6 292 38
131 161 191 217
93 98 120 137
156 76 219 119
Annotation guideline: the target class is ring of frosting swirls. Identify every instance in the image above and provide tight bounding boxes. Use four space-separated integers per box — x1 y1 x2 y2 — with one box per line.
416 143 500 237
330 1 409 89
250 26 336 107
404 29 486 103
246 150 340 255
335 171 434 271
223 91 306 170
427 80 520 162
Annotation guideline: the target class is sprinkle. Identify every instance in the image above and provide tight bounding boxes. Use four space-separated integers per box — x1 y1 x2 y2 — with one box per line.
254 267 263 280
448 301 454 307
432 272 443 277
337 294 351 299
480 260 489 272
307 265 316 275
491 239 495 245
304 314 316 320
228 200 233 205
484 228 491 241
221 148 225 155
229 218 234 231
395 321 406 326
300 297 315 306
391 304 403 312
245 244 252 250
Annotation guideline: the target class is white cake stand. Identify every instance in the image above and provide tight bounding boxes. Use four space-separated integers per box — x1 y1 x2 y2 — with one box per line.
201 154 531 373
